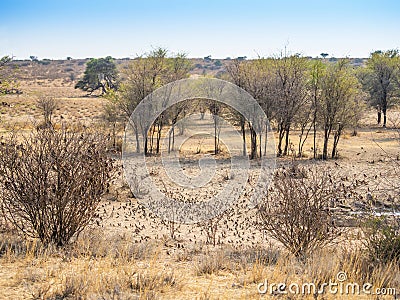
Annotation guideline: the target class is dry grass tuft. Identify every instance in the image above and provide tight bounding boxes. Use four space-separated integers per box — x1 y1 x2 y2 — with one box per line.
194 251 226 276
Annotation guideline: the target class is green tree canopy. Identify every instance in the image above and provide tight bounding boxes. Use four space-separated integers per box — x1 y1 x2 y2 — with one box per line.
0 55 20 95
319 59 361 159
359 50 400 127
112 47 191 155
75 56 118 95
0 56 12 94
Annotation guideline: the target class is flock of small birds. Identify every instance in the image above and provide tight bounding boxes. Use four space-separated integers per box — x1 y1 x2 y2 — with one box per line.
95 158 270 249
94 154 400 250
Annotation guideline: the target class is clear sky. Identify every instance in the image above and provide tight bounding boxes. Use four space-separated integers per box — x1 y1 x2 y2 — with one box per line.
1 0 399 60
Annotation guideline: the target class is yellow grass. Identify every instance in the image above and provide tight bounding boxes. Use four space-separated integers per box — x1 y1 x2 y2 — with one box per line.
0 230 398 299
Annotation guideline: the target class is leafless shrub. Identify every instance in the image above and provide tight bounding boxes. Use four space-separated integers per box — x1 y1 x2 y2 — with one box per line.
199 215 223 247
161 211 181 241
0 127 113 246
159 184 181 240
198 209 232 246
36 96 57 126
257 166 352 258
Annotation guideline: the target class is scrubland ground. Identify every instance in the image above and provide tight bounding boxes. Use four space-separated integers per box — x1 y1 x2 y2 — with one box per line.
0 79 399 299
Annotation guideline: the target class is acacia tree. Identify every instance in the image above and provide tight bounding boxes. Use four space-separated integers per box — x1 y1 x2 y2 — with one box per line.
0 56 12 94
0 55 20 94
294 98 313 157
360 50 400 127
157 53 192 154
272 54 309 157
319 59 361 159
75 56 118 95
227 58 274 159
199 77 227 155
226 59 249 156
309 60 325 158
115 48 190 155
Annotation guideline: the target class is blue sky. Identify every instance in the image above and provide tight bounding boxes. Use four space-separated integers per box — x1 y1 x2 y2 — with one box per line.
1 0 399 59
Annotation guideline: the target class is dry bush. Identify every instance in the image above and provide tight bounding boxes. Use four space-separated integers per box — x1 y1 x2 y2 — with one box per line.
36 96 57 126
198 210 232 247
0 127 113 246
257 166 354 257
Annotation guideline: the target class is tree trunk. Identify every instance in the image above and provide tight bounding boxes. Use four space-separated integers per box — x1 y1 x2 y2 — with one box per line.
264 124 268 157
149 124 156 154
168 124 175 153
172 126 175 150
383 108 387 127
250 125 257 160
214 117 218 155
156 122 162 154
382 92 387 127
144 136 148 156
377 110 382 125
277 123 285 157
168 127 172 153
241 119 247 156
100 83 107 95
298 121 312 158
134 123 140 153
313 111 317 159
322 125 331 160
331 127 343 158
112 122 116 148
283 126 290 156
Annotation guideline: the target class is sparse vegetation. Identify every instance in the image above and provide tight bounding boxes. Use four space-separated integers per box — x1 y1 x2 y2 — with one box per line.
0 49 400 299
257 166 349 257
0 127 113 246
